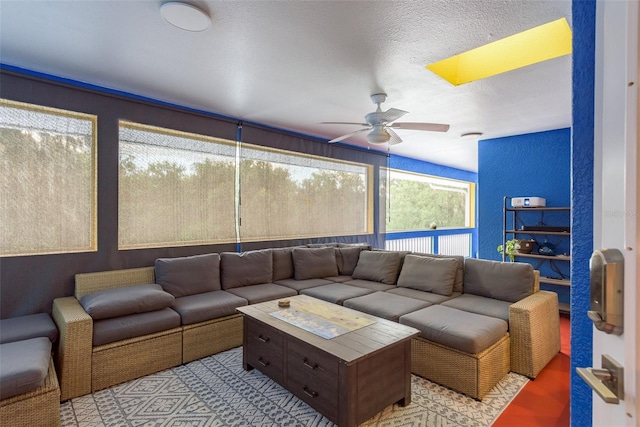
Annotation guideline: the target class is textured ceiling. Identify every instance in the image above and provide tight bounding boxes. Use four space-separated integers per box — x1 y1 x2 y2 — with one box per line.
0 1 572 172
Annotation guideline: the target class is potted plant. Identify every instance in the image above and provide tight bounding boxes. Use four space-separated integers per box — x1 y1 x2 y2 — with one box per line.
497 239 521 261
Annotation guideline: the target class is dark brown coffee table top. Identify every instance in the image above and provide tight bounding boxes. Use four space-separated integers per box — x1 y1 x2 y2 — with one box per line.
237 294 419 363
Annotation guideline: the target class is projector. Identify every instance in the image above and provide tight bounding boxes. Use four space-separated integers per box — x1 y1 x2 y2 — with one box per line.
511 197 546 208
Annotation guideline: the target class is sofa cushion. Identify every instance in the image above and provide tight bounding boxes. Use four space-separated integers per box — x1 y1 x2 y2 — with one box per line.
397 254 458 296
410 252 465 293
387 287 461 305
292 247 338 280
343 279 396 292
464 258 535 303
171 291 248 325
442 294 512 324
225 283 297 305
300 283 375 305
79 284 175 320
220 250 273 289
274 278 333 292
323 275 353 283
0 313 58 344
335 247 366 276
399 305 508 354
351 251 402 285
344 291 432 322
272 247 298 281
92 308 181 346
155 253 221 298
0 337 52 400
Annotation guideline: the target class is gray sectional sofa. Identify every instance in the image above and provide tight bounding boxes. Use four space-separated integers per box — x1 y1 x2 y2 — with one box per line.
52 244 560 401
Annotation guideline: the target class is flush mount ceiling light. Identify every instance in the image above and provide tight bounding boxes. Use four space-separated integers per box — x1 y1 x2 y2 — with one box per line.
460 132 483 140
426 18 572 86
161 2 211 32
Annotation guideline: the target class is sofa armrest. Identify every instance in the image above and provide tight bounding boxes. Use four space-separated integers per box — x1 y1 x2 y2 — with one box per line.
509 290 560 378
52 297 93 401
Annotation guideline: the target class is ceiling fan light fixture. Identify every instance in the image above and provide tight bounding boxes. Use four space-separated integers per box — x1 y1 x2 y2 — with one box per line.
367 127 391 144
161 2 211 32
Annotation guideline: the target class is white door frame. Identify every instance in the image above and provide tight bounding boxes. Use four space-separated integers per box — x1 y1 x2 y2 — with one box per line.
592 0 638 425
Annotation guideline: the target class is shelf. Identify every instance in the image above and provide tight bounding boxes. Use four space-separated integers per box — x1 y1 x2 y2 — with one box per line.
505 207 570 211
540 277 571 287
506 229 570 236
514 253 571 261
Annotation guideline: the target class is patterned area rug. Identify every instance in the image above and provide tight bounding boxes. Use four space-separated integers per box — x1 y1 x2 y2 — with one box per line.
60 347 527 427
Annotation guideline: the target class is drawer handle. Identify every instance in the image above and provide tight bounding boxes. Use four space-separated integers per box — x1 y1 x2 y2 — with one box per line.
257 357 270 367
258 334 270 343
303 386 318 398
303 358 319 370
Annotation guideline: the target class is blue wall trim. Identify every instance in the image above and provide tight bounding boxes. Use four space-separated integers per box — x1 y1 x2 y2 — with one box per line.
571 1 596 425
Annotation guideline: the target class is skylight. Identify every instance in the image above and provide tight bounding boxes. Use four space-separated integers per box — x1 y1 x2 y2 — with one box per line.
426 18 572 86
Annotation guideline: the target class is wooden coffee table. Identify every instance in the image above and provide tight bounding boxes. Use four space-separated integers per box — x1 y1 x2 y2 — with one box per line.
237 294 419 427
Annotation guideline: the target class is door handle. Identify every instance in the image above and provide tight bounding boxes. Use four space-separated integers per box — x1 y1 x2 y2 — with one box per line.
576 354 624 404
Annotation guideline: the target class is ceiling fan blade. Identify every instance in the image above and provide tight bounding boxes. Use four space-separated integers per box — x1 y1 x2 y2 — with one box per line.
328 127 371 143
320 121 369 126
380 108 408 124
387 128 403 145
389 122 450 132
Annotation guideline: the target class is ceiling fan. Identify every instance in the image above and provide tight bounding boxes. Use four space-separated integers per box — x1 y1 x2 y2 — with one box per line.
323 93 450 145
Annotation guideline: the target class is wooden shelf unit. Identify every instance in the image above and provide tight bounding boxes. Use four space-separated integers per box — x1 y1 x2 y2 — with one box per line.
503 197 571 313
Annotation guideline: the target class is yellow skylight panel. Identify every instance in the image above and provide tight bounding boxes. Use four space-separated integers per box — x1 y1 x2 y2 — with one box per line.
426 18 572 86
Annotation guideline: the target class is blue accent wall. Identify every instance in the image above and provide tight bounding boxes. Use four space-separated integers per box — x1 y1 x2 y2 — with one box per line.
571 1 596 425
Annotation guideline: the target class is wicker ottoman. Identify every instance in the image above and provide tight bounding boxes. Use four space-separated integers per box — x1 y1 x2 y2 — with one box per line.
399 305 510 400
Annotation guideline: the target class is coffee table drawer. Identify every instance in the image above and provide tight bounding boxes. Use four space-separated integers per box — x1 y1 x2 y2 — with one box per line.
287 364 338 421
246 347 284 385
246 318 283 356
286 339 339 421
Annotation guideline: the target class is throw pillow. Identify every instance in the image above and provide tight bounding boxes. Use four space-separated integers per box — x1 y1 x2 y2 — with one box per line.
397 254 458 296
463 258 534 302
220 250 273 289
155 253 221 298
79 284 175 320
335 246 366 276
351 251 402 285
292 247 338 280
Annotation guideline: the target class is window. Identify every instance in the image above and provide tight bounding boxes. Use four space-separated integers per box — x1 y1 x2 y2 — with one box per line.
0 99 97 256
118 122 237 249
238 143 372 242
381 168 475 232
119 122 373 249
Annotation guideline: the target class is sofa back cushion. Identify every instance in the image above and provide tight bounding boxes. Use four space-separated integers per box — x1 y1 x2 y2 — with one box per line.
292 247 339 280
155 253 221 298
272 247 298 281
335 246 367 276
463 258 535 303
79 284 175 320
220 250 273 289
411 252 465 293
397 254 458 296
352 250 402 285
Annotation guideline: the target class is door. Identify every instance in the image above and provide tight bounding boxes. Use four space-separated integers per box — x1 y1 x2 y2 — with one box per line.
592 1 638 425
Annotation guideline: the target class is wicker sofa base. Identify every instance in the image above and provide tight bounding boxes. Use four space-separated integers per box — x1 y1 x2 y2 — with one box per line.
92 327 183 392
182 314 243 363
410 333 510 400
0 359 60 427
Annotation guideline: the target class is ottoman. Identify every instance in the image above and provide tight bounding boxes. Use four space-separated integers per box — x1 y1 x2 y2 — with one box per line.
399 305 510 399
